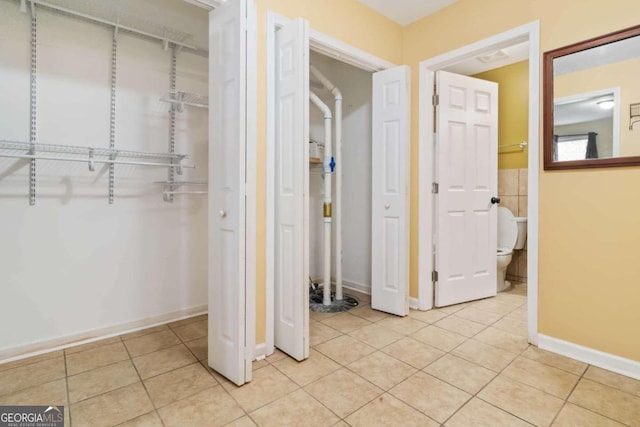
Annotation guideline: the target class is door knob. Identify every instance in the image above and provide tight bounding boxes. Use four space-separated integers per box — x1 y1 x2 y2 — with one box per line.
385 203 390 210
219 210 227 218
490 197 501 205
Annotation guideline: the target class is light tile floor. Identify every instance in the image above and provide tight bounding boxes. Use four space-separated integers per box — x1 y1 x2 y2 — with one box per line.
1 285 639 426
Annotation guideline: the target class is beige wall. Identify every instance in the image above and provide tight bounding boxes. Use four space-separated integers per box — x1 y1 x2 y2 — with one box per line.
402 0 640 361
253 0 403 343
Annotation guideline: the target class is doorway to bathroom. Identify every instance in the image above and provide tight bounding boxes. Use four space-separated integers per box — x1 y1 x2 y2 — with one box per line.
418 22 540 345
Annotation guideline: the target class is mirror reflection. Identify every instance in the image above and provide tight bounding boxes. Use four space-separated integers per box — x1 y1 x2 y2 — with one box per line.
553 88 619 161
545 26 640 169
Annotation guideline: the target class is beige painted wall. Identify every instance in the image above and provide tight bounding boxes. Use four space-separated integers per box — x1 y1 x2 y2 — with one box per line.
253 0 403 343
402 0 640 361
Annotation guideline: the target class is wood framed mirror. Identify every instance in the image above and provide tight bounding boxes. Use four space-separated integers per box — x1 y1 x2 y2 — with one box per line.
544 24 640 170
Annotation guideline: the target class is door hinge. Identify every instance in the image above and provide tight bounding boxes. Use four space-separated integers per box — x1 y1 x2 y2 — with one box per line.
432 270 438 282
432 94 439 106
432 182 439 194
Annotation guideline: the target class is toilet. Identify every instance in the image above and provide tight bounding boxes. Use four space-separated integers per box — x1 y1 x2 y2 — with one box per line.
497 207 527 292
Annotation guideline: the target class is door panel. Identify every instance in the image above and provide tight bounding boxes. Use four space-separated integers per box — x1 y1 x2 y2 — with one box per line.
274 18 309 361
435 70 498 307
208 0 250 385
371 66 410 316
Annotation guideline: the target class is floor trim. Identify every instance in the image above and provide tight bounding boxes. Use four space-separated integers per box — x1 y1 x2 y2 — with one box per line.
538 334 640 380
342 280 371 296
254 342 267 361
409 297 419 310
0 305 208 364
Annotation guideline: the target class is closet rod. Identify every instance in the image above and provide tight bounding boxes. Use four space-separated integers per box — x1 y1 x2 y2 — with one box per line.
163 190 207 195
27 0 201 52
0 153 194 169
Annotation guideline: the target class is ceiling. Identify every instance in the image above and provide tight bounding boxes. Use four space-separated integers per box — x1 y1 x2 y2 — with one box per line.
444 41 529 76
554 34 640 75
356 0 458 26
555 93 615 127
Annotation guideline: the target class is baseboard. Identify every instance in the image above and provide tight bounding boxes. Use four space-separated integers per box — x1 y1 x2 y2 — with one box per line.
342 279 371 296
409 297 419 310
0 305 208 364
254 342 267 361
538 334 640 380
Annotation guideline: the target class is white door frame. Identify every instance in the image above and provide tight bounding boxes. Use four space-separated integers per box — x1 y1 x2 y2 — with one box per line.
265 11 396 355
418 21 541 345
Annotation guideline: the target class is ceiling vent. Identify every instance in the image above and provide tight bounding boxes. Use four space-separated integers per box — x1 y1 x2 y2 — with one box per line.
476 49 510 63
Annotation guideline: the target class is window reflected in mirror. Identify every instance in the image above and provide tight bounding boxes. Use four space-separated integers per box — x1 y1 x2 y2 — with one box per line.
553 88 620 161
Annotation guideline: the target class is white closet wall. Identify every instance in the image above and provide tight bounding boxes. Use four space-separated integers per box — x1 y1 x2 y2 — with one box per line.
309 52 373 293
0 2 208 356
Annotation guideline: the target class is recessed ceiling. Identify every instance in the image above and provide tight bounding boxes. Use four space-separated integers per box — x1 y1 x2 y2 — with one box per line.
356 0 458 26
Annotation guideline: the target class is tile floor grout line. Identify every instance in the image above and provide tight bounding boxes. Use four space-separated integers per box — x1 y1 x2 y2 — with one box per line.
196 359 253 420
456 302 564 424
120 333 168 427
332 332 444 424
306 329 423 423
548 368 588 426
268 365 345 421
0 352 64 374
413 296 535 426
63 348 73 427
0 375 67 402
518 349 587 377
65 372 140 405
548 362 613 426
61 336 124 358
120 325 171 342
65 356 135 380
440 341 537 426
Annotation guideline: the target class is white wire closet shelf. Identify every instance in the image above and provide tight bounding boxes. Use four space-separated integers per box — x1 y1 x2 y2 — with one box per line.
161 90 209 110
161 181 208 199
0 140 193 170
25 0 205 53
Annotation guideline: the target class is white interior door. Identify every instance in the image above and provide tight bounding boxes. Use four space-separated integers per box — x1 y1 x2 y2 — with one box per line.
273 18 309 361
371 66 411 316
208 0 251 386
434 70 498 307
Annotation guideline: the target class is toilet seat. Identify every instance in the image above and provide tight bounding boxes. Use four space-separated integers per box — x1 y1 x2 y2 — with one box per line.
497 247 512 256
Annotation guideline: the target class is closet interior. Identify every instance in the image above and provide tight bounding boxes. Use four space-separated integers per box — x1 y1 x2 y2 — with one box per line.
0 0 210 358
308 51 374 309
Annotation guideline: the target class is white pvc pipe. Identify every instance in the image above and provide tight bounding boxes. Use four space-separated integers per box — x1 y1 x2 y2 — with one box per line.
309 91 333 306
310 66 343 300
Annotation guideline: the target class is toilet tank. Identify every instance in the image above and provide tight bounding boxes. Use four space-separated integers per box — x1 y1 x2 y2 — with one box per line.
514 217 528 250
